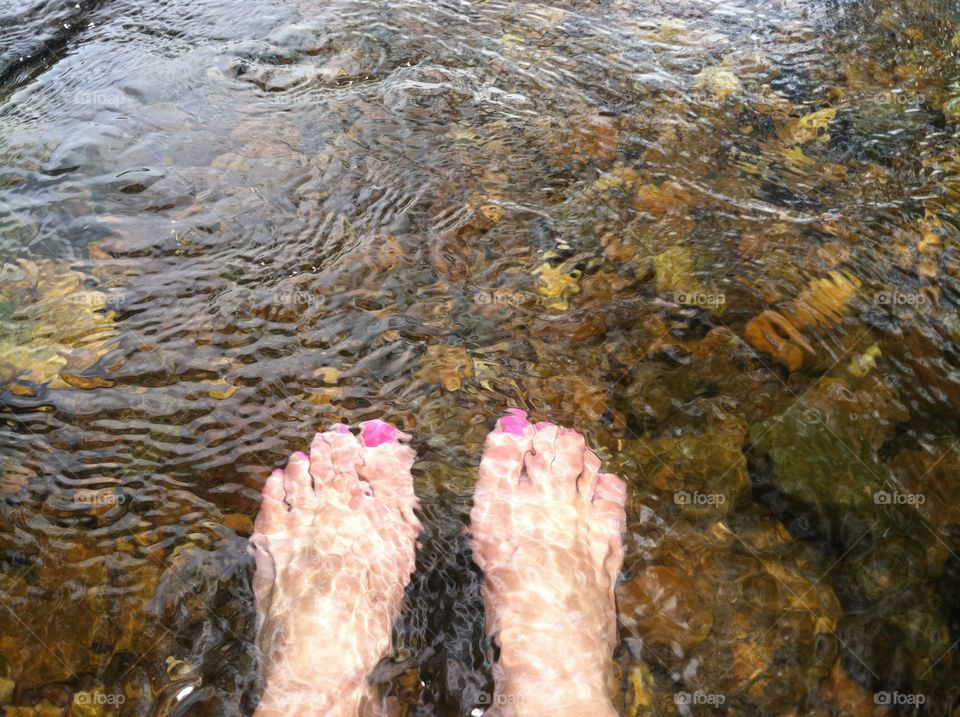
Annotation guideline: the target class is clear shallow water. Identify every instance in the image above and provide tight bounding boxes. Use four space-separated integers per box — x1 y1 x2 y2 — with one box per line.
2 0 960 714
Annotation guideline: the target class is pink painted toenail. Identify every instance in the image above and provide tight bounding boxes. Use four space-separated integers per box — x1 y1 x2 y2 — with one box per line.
293 451 309 461
534 421 553 432
362 419 397 447
331 423 351 433
500 408 529 435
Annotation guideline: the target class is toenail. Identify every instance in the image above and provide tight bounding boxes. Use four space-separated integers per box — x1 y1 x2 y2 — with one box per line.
534 421 553 432
332 423 351 433
293 451 309 461
362 419 397 447
500 408 529 435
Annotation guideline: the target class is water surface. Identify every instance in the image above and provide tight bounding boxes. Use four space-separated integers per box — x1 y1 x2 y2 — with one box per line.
2 0 960 714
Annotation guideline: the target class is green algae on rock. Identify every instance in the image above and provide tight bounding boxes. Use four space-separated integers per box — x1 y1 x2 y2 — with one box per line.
747 377 911 548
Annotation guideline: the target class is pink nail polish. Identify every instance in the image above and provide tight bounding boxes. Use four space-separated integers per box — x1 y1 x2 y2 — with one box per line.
500 408 529 435
331 423 351 434
293 451 309 461
362 419 397 447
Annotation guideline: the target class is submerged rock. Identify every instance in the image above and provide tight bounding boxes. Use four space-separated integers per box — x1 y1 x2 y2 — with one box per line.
619 565 714 657
747 377 909 549
611 420 749 519
415 344 474 392
0 259 117 391
619 511 841 713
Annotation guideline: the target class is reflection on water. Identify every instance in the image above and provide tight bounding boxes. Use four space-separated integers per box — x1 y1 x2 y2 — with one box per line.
2 0 960 713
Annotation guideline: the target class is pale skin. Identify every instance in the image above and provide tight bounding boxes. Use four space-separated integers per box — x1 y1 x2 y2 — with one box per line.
248 412 627 717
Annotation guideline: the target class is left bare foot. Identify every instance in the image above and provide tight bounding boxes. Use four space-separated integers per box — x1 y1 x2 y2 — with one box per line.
249 420 421 717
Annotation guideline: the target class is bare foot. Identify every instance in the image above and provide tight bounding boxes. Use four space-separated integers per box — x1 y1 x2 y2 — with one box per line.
249 420 421 717
470 410 627 717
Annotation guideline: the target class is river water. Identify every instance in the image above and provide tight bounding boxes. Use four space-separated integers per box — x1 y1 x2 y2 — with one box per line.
2 0 960 714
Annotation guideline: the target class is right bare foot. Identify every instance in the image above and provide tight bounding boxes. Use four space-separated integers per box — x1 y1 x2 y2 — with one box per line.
470 409 628 717
249 420 421 717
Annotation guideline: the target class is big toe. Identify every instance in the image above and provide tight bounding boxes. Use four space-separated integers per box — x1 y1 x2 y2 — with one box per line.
524 423 586 501
310 423 363 496
471 409 535 557
357 419 420 527
474 409 535 500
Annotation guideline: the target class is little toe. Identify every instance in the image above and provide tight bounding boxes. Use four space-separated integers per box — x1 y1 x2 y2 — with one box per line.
254 468 290 535
578 446 602 502
592 472 628 538
249 544 277 632
283 451 316 509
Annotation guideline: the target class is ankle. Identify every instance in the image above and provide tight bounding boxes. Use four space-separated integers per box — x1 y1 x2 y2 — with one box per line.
492 652 617 717
255 686 375 717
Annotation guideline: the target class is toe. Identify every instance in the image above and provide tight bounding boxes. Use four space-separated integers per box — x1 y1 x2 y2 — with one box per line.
249 531 276 615
471 410 535 537
591 472 628 589
254 468 290 534
360 419 405 448
475 410 534 496
592 472 627 538
577 446 602 502
525 424 585 500
319 427 363 493
357 420 420 527
309 424 352 487
283 451 317 509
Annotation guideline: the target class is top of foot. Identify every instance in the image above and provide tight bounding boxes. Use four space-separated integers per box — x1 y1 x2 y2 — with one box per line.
249 420 421 717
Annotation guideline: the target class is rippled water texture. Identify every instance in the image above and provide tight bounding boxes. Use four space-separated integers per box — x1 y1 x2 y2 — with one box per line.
3 0 960 714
